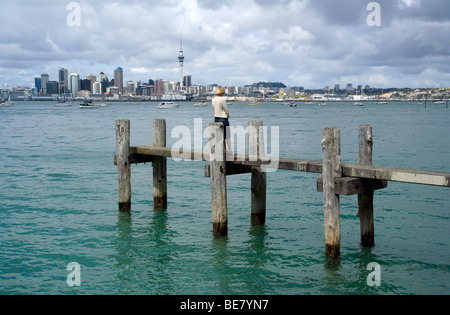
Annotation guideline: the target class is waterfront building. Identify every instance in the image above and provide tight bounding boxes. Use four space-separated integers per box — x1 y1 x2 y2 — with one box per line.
86 73 97 93
100 72 109 94
34 78 42 94
46 81 59 95
183 75 191 89
93 82 102 95
59 67 69 94
154 79 165 96
114 67 124 94
41 74 49 94
69 73 80 97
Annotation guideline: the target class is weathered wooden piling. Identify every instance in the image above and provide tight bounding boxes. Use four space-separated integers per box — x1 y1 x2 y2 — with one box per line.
358 125 375 247
208 122 228 236
322 127 341 259
153 119 167 210
116 119 131 211
248 120 267 225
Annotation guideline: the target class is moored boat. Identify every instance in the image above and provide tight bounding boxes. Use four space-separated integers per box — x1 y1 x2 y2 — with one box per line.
157 101 180 109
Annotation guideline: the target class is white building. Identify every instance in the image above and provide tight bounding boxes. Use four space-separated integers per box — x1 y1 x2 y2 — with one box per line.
93 82 102 95
69 73 80 97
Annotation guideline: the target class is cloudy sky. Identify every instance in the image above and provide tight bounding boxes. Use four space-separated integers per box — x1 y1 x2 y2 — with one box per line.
1 0 449 89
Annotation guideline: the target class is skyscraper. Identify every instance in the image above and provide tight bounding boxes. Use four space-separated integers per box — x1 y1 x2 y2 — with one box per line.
59 67 69 94
154 79 165 96
114 67 124 94
34 78 42 94
69 73 80 97
41 74 49 94
183 75 192 89
86 73 97 93
100 72 109 94
178 37 185 90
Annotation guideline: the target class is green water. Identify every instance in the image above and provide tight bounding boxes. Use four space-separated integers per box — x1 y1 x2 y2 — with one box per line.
0 101 449 295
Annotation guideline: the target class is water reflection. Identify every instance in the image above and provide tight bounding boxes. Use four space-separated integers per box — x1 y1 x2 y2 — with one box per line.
111 210 177 294
210 224 272 295
211 235 231 294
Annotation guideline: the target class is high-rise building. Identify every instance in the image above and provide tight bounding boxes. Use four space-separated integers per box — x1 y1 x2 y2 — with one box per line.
41 74 49 94
154 79 165 96
178 37 185 90
69 73 80 96
80 79 91 92
183 75 192 89
100 72 109 94
46 81 59 95
86 73 97 93
34 78 42 94
93 82 102 95
114 67 124 94
59 67 69 93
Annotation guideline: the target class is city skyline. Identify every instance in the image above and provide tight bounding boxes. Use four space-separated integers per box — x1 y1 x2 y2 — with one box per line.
0 0 450 89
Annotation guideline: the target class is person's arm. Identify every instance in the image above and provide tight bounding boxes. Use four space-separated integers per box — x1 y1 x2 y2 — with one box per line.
222 99 230 118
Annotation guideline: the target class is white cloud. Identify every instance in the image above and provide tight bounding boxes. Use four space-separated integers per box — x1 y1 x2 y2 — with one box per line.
0 0 449 88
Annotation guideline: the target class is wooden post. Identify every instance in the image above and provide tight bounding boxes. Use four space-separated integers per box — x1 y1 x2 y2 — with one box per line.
358 125 374 247
248 120 267 225
116 119 131 211
322 127 341 259
153 119 167 210
209 122 228 236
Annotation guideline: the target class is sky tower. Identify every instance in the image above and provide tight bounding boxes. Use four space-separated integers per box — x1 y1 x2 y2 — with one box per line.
178 36 185 90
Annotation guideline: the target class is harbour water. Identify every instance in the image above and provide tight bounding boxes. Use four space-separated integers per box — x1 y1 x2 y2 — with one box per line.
0 101 449 295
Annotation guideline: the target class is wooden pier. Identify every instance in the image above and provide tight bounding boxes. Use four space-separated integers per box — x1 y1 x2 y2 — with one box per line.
115 119 450 260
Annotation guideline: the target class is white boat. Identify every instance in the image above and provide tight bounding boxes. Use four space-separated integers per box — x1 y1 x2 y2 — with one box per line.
1 96 14 106
354 102 364 106
289 101 297 107
0 100 12 107
193 100 207 107
55 100 72 107
157 101 180 109
432 100 445 104
79 100 101 108
79 103 101 108
319 102 327 106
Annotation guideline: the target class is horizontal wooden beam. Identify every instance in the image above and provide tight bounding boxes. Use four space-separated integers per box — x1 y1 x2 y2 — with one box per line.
123 146 450 187
204 164 253 178
317 176 388 196
341 164 450 187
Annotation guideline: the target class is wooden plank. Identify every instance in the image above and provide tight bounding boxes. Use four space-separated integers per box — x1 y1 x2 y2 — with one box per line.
128 146 450 187
341 164 450 187
249 120 266 225
358 125 374 247
153 119 167 210
209 122 228 236
115 119 131 211
322 127 341 260
317 177 387 196
204 164 252 178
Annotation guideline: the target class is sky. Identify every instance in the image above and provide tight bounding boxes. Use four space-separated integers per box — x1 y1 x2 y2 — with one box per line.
1 0 450 89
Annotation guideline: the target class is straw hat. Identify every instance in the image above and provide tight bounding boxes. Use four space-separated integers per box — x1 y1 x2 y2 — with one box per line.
216 86 225 96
